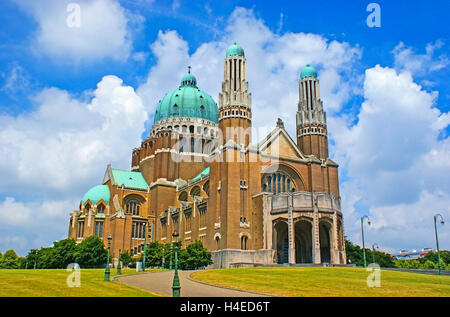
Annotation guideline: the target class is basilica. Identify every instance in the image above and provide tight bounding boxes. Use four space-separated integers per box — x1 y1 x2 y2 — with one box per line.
68 43 346 267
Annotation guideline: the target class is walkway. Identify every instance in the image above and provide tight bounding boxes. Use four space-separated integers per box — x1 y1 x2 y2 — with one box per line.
115 270 271 297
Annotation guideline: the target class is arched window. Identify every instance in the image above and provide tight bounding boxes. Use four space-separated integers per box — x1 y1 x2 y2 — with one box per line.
178 191 188 202
190 186 201 198
126 200 140 216
202 181 209 196
241 236 248 250
215 236 220 250
179 137 186 152
190 137 195 152
85 203 91 212
97 203 105 213
262 172 295 195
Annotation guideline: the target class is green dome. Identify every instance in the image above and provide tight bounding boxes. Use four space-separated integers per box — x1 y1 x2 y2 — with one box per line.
300 64 317 79
81 185 110 205
226 42 245 57
154 73 218 124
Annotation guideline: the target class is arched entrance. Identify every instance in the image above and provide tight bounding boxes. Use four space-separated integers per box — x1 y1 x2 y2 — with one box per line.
273 221 289 264
294 220 313 263
319 221 332 264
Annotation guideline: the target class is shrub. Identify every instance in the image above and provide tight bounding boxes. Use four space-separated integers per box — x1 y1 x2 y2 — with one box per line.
75 236 107 268
178 241 213 270
0 250 19 269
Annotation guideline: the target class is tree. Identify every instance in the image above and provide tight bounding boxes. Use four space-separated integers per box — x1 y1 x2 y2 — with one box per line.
0 250 19 269
119 250 133 268
75 236 107 268
139 242 164 268
36 247 55 269
52 239 77 268
178 241 213 270
17 257 27 269
345 239 395 267
422 251 450 266
24 249 39 269
423 260 437 269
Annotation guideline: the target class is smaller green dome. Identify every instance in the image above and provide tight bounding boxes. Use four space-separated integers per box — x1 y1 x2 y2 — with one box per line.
81 185 110 205
226 42 245 57
300 64 317 79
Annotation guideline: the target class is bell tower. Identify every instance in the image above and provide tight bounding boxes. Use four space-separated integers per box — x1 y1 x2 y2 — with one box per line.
209 43 257 251
296 65 329 160
218 42 252 146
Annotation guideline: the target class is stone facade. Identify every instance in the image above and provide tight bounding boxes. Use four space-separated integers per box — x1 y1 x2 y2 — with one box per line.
68 44 346 268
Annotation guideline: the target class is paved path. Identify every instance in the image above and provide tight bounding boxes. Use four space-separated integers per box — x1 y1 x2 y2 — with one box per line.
115 270 270 297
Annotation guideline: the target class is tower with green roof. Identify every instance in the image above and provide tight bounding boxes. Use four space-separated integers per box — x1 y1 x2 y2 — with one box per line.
218 42 252 146
296 64 329 159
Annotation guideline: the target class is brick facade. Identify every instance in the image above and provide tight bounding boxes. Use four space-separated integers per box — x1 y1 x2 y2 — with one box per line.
68 45 346 268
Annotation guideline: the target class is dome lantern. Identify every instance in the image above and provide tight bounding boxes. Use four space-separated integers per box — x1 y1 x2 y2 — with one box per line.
300 64 317 79
226 42 245 57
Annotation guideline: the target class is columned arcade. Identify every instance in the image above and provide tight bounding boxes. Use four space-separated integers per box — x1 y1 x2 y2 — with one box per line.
260 191 346 265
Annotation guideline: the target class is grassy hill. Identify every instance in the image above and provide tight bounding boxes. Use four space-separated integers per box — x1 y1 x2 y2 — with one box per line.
0 268 160 297
191 267 450 297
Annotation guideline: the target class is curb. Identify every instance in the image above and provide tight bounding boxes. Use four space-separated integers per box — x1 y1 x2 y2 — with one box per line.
186 270 278 297
112 270 167 281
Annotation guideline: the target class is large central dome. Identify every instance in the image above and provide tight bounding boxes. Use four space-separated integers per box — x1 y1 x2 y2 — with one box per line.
153 72 218 124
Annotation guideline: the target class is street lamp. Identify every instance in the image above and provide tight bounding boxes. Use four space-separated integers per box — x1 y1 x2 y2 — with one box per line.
33 249 38 270
143 223 147 272
117 249 121 275
372 243 379 264
104 234 112 281
172 230 181 297
434 214 445 275
361 216 371 268
169 244 173 270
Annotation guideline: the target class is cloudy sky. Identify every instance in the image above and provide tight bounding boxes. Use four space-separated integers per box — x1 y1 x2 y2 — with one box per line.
0 0 448 256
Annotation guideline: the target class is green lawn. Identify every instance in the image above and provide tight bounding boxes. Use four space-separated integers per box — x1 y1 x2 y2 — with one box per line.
191 267 450 297
0 268 161 297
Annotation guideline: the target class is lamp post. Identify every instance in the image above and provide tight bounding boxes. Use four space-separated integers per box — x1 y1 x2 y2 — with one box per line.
104 234 112 281
169 244 173 270
361 216 371 268
434 214 445 275
117 249 121 275
143 223 147 272
33 249 37 270
372 243 379 264
172 230 181 297
220 234 223 269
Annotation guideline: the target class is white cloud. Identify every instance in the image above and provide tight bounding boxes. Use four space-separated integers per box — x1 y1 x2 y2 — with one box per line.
392 40 449 77
331 65 450 251
0 74 146 255
15 0 135 62
0 197 77 255
1 63 32 94
3 6 449 255
137 7 362 142
134 7 448 252
0 75 147 196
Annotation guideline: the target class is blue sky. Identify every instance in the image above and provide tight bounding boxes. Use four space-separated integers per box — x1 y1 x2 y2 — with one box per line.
0 0 449 256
